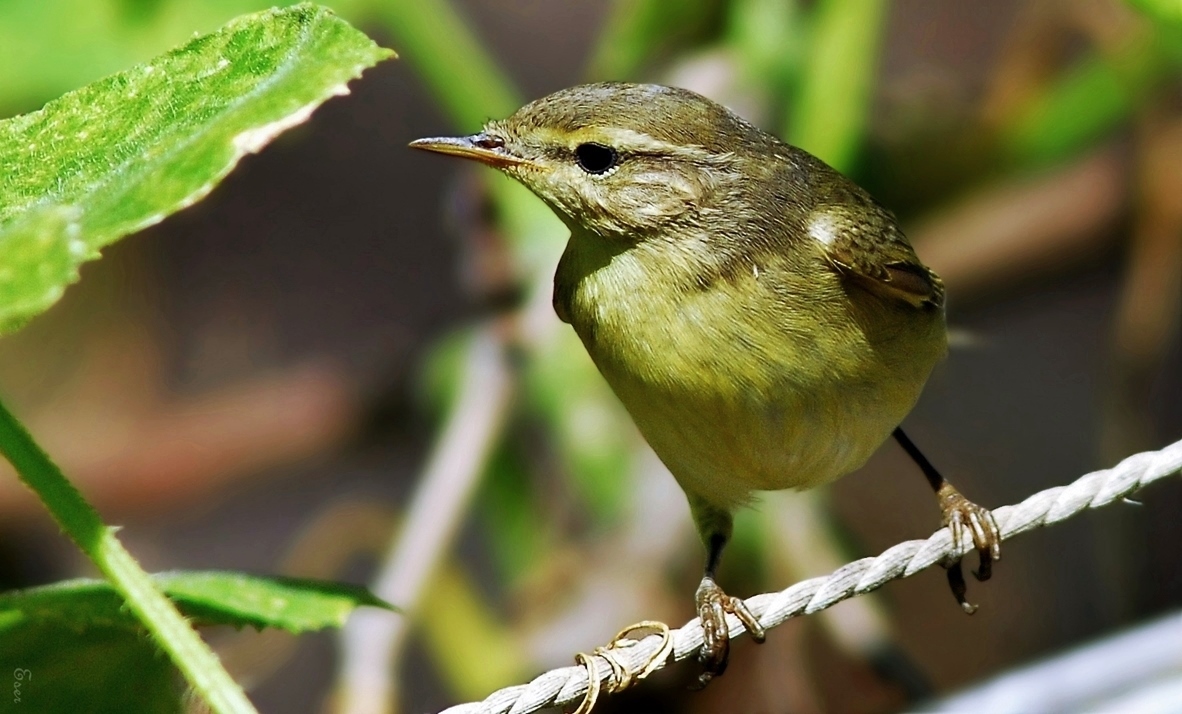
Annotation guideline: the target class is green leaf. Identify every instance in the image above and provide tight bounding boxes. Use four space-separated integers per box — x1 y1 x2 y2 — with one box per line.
0 1 380 112
0 571 395 634
0 205 88 334
0 3 393 334
159 571 396 631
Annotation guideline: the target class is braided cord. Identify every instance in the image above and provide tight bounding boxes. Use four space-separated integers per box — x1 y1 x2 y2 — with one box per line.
436 438 1182 714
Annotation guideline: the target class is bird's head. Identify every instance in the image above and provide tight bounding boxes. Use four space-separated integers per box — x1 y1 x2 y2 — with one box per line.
411 83 774 240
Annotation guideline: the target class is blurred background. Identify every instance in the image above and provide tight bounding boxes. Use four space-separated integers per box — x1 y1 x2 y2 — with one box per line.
1 0 1180 712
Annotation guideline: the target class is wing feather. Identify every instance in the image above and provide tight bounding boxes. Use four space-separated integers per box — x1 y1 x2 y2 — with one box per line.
809 203 944 310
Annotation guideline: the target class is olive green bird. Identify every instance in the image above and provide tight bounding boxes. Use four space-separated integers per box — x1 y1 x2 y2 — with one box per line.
412 83 1000 685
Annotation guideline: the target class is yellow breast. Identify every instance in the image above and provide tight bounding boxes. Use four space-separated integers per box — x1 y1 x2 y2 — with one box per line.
556 228 947 511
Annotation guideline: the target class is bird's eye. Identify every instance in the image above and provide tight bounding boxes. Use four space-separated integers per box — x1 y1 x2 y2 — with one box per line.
474 134 504 149
574 143 618 175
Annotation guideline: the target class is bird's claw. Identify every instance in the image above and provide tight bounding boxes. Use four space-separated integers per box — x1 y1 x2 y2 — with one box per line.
693 577 765 688
937 484 1001 612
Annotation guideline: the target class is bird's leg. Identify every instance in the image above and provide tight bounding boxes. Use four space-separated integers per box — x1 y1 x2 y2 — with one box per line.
690 499 765 688
893 428 1001 613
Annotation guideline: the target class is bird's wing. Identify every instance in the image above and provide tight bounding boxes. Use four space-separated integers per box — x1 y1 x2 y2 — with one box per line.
809 203 945 310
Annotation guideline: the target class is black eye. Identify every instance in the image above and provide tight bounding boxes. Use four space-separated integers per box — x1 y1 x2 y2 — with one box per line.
474 134 504 149
574 143 618 175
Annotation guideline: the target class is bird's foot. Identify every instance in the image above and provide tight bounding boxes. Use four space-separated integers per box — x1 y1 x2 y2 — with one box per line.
937 483 1001 614
693 576 765 688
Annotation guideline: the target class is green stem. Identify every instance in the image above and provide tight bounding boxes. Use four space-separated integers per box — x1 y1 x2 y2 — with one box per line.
585 0 721 81
786 0 889 173
374 0 560 257
0 398 256 714
725 0 803 99
373 0 519 129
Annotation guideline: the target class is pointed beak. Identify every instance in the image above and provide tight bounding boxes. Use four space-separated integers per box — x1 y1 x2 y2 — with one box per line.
408 134 530 169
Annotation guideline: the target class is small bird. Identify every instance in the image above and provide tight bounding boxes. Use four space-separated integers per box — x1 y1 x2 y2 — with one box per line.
412 83 1000 686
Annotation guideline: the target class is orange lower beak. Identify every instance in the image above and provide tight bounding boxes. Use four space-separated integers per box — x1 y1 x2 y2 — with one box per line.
408 134 530 169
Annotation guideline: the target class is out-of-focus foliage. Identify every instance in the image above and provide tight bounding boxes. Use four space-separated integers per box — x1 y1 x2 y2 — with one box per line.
786 0 888 172
3 617 181 714
1002 24 1182 167
371 0 518 128
726 0 804 105
0 3 390 333
525 329 638 524
1129 0 1182 23
588 0 725 80
417 560 528 699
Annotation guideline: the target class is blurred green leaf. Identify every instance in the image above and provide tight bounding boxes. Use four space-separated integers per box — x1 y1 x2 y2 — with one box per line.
419 327 474 417
1002 32 1177 167
419 560 527 699
373 0 518 128
1 619 181 714
480 443 548 580
0 571 394 633
726 0 803 99
588 0 725 80
421 329 548 580
1128 0 1182 24
787 0 888 172
526 329 637 523
0 3 392 334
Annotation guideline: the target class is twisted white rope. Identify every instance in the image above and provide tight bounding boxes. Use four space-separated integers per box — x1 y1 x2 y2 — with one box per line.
436 438 1182 714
